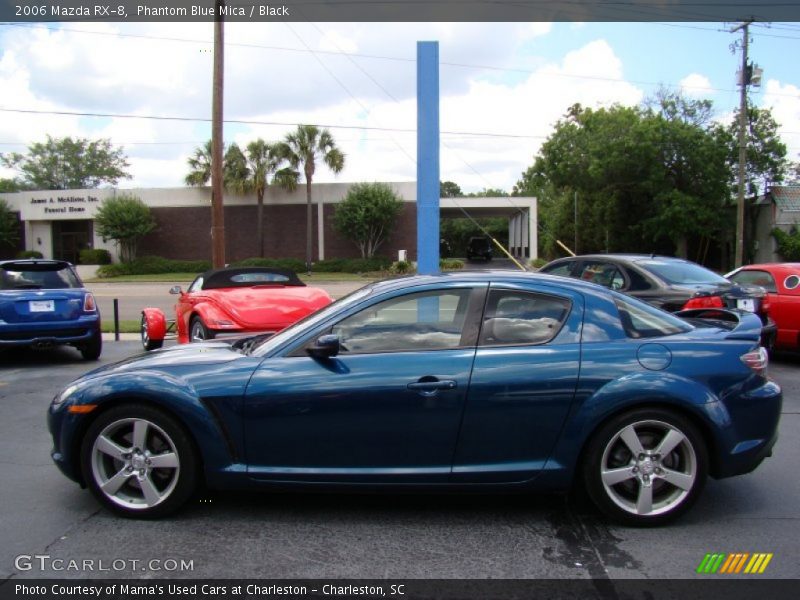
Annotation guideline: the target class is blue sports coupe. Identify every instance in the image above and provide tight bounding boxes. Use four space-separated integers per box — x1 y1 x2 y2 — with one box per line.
48 272 781 525
1 259 101 360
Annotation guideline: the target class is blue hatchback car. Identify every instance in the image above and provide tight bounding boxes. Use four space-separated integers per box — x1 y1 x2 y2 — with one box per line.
1 259 101 360
48 272 780 525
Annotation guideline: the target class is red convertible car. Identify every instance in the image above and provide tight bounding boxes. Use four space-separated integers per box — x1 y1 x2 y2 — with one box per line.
727 263 800 351
140 267 333 350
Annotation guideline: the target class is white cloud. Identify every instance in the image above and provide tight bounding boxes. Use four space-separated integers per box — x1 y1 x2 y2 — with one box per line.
762 79 800 161
679 73 713 98
1 23 645 192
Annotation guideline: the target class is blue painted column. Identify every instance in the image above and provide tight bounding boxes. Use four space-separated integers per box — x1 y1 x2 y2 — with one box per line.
417 41 440 276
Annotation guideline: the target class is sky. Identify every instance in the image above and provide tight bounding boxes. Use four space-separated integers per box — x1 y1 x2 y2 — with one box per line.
1 20 799 194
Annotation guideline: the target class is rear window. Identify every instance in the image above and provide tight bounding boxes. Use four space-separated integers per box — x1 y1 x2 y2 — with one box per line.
636 259 727 285
614 294 692 339
729 269 777 293
0 263 81 290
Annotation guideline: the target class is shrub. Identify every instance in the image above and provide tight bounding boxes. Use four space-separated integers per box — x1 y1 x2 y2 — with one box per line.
16 250 43 259
313 257 391 273
772 228 800 261
233 257 306 272
390 260 412 275
96 256 211 278
440 258 464 271
529 257 547 269
79 248 112 265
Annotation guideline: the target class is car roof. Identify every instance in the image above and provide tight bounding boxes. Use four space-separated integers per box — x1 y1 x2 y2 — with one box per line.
365 269 612 296
0 259 74 270
550 254 689 263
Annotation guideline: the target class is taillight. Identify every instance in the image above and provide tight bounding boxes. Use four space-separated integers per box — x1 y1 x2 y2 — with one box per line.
741 346 768 376
682 295 724 310
83 293 96 312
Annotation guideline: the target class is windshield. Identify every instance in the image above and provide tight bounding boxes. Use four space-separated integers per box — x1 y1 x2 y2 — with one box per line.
636 260 727 285
251 285 375 356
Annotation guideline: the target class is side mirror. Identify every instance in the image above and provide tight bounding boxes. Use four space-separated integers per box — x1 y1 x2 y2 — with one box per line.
169 285 183 295
307 334 340 359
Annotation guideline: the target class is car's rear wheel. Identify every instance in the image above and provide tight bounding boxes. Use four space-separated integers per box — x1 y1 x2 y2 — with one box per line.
141 314 163 351
189 316 214 342
81 404 197 518
583 408 707 526
79 329 102 360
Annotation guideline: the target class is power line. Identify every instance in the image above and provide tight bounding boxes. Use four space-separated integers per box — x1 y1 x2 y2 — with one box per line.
0 107 546 139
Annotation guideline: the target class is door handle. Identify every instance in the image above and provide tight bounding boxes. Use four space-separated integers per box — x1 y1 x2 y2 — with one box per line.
407 379 457 395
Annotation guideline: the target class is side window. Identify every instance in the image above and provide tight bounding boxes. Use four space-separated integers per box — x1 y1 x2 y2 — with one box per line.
541 262 575 277
626 267 653 292
729 270 778 293
330 289 473 354
614 296 691 339
479 290 570 346
188 277 204 293
577 261 625 290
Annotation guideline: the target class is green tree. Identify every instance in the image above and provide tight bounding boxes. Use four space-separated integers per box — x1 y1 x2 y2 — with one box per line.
0 199 19 249
242 140 298 257
1 136 130 190
276 125 345 269
0 178 25 192
94 195 156 263
726 106 788 197
440 181 463 198
333 183 403 258
517 98 733 260
185 140 214 188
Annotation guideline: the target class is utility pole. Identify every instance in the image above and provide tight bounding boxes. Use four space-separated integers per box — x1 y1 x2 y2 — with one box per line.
211 0 226 268
731 20 753 268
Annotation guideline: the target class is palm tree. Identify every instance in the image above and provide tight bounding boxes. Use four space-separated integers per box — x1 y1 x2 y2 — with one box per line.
185 140 214 188
245 140 298 257
277 125 345 270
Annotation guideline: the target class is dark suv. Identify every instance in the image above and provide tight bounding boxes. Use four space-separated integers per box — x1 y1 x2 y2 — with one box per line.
539 254 776 347
466 237 493 262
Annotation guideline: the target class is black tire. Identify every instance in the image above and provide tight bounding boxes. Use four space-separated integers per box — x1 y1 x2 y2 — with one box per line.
583 407 708 527
189 316 215 342
80 329 102 360
141 314 163 351
80 403 198 518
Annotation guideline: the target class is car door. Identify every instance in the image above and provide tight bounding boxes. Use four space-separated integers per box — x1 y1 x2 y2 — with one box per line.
451 282 583 483
243 284 486 483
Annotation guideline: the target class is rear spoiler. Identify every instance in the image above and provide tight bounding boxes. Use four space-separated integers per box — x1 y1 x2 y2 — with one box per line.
674 308 762 342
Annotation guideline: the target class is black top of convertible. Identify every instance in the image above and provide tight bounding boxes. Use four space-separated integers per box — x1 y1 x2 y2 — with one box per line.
200 267 305 290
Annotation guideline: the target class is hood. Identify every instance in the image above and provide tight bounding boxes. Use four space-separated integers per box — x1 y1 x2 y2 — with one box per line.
203 286 332 328
79 341 243 381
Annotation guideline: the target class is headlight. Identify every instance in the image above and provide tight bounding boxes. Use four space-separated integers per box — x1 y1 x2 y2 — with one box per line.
52 384 80 406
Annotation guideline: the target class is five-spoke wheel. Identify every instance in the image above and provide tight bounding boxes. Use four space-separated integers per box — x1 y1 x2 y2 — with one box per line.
584 408 707 526
81 405 197 518
190 316 214 343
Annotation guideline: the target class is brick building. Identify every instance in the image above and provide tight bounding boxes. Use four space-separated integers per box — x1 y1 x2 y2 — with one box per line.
1 183 537 264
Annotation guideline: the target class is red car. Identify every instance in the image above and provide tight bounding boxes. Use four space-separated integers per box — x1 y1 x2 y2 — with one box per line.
727 263 800 351
140 267 333 350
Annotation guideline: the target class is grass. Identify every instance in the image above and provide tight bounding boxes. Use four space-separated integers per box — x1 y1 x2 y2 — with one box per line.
101 320 141 334
87 272 381 284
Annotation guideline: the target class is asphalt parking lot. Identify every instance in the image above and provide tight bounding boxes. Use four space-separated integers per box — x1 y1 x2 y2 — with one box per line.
1 340 798 583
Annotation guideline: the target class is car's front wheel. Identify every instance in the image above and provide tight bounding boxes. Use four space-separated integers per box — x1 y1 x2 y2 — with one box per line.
81 404 198 518
189 316 214 342
141 314 163 351
583 408 707 526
